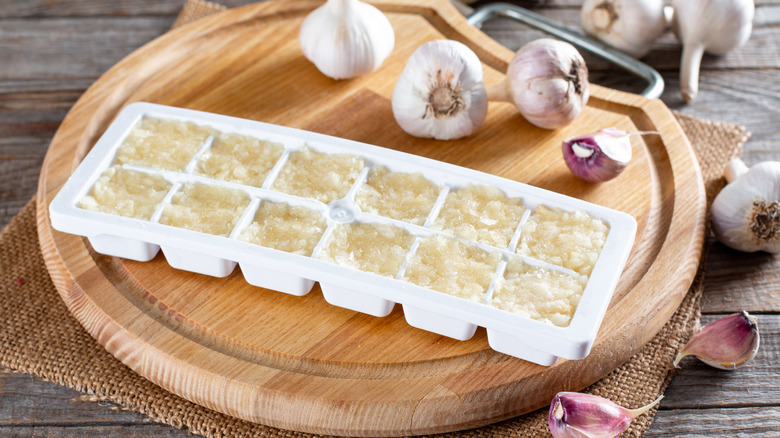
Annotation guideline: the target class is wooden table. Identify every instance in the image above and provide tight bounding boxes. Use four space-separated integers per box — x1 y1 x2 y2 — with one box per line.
1 0 778 436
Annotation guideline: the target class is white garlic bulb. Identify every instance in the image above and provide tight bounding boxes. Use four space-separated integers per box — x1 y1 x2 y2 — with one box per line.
671 0 754 102
391 40 488 140
488 38 589 130
711 159 780 253
299 0 395 80
581 0 667 59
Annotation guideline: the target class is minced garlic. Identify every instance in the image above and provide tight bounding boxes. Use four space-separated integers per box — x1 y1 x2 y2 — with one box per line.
490 257 587 327
78 166 171 220
195 133 283 187
272 146 364 204
318 222 415 277
114 117 216 171
433 184 524 249
159 182 250 236
355 165 440 225
403 234 501 302
517 205 608 276
239 201 326 256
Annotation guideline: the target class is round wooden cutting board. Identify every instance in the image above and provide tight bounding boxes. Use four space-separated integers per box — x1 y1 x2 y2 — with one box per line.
36 0 706 436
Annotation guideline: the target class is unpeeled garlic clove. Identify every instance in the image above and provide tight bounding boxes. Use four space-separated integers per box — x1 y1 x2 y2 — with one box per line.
674 311 760 370
561 128 633 183
299 0 395 80
549 392 662 438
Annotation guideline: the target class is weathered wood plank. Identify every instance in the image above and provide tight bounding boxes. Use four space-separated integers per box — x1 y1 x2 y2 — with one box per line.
647 406 780 438
0 86 82 228
0 425 190 438
0 17 174 80
0 79 95 94
1 5 778 82
0 369 155 426
702 238 780 313
0 0 183 17
0 369 193 435
0 156 43 226
607 70 780 145
0 0 254 18
0 90 77 144
663 314 779 408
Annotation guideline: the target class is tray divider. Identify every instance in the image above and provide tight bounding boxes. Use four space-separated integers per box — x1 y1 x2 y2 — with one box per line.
185 135 216 175
422 185 450 229
149 181 182 224
261 148 292 190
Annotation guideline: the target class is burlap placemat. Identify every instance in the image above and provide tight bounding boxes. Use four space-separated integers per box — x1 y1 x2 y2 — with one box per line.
0 1 749 436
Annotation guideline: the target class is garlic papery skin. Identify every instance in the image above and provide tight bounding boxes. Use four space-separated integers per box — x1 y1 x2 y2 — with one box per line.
488 38 589 130
711 158 780 253
562 127 633 183
673 311 760 370
299 0 395 80
548 392 662 438
671 0 754 102
392 40 488 140
581 0 667 58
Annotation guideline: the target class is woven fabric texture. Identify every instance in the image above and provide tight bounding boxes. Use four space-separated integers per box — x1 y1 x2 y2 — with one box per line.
0 1 749 436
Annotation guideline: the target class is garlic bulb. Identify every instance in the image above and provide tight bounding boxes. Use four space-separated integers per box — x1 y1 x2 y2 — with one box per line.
488 38 589 130
711 158 780 253
391 40 488 140
581 0 667 58
674 311 760 370
549 392 662 438
299 0 395 80
671 0 754 102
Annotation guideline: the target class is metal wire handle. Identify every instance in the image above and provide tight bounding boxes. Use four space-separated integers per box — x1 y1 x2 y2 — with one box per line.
466 3 664 100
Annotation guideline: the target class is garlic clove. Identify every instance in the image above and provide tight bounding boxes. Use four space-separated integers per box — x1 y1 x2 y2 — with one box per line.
671 0 754 102
299 0 395 80
391 40 488 140
580 0 667 59
673 311 760 370
711 159 780 253
549 391 662 438
561 128 633 183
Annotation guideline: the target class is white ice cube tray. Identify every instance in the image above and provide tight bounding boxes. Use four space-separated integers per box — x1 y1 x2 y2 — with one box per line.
50 102 637 366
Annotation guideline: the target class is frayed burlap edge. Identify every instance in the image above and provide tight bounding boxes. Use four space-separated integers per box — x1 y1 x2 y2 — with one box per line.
0 1 749 437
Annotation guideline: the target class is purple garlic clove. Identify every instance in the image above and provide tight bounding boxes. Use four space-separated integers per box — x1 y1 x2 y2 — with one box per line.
562 127 633 183
674 311 760 370
549 392 662 438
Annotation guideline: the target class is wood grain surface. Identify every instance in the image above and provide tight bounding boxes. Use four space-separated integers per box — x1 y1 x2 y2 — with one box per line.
30 0 706 435
2 0 779 437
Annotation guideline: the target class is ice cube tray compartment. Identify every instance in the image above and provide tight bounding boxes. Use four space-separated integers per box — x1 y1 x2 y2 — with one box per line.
50 102 637 366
